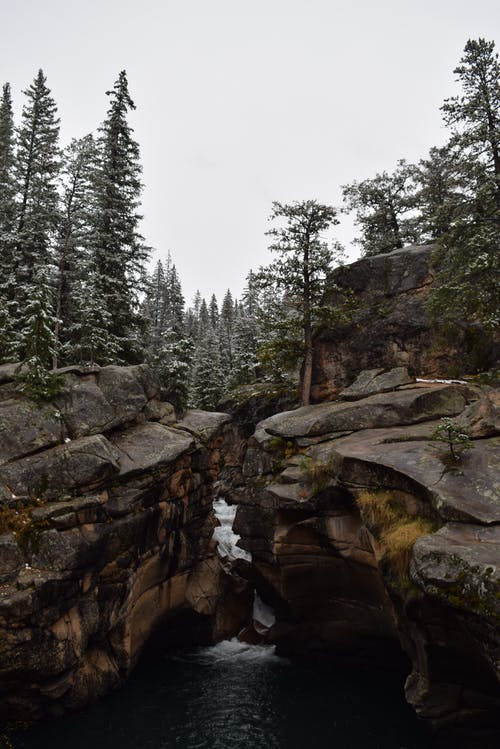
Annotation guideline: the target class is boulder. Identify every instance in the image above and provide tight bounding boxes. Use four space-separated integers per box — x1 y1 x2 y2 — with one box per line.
110 423 194 477
339 366 413 400
411 523 500 622
457 388 500 438
259 384 466 439
57 364 161 438
0 398 63 464
0 435 121 499
176 410 231 442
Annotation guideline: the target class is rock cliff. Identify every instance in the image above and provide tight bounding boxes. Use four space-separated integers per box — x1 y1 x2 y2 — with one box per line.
312 244 500 400
0 364 245 722
225 371 500 747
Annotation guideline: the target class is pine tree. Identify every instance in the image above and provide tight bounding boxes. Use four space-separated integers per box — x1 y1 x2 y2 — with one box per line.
12 69 61 360
258 200 342 405
190 325 224 410
0 82 16 251
91 70 149 363
16 269 61 399
209 293 219 328
228 306 259 388
0 82 16 362
428 39 500 332
15 69 60 282
219 288 235 377
53 134 98 367
414 146 466 240
342 160 420 256
441 38 500 210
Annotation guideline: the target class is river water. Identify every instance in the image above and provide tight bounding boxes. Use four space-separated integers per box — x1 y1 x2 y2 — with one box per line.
14 639 431 749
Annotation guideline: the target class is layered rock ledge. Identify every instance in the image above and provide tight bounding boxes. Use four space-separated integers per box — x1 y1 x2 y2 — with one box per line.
0 364 239 722
225 370 500 747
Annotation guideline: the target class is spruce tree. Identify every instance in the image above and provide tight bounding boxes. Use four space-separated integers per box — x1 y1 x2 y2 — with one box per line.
15 69 60 281
0 82 16 250
190 325 224 410
428 39 500 333
92 70 149 363
53 134 98 367
13 69 61 361
17 269 61 399
342 160 420 256
0 83 16 362
258 200 342 405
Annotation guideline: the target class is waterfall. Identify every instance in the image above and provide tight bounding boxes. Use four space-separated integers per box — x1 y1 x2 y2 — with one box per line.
212 496 252 562
252 591 276 633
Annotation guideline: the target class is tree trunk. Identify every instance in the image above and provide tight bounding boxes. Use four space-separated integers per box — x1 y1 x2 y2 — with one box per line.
301 233 312 406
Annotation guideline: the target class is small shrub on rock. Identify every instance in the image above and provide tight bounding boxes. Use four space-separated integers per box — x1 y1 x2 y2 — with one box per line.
431 417 473 463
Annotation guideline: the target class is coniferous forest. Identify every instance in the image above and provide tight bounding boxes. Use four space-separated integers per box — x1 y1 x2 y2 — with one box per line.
0 38 498 410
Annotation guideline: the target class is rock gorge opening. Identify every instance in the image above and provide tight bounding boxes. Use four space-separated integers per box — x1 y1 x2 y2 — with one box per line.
1 244 499 748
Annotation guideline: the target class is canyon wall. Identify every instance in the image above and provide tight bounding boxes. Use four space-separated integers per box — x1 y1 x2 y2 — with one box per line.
312 244 500 401
224 373 500 748
0 364 246 722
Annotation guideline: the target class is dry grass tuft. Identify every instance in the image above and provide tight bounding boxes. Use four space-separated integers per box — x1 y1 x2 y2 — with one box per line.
356 490 436 582
381 518 436 580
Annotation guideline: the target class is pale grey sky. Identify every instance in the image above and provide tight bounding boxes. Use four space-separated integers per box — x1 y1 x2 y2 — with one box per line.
1 0 499 303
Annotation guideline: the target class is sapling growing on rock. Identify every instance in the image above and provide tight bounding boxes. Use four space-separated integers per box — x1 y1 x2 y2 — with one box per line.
431 417 473 462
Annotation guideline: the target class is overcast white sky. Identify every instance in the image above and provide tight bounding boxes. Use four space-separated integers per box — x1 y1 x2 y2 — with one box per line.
1 0 499 303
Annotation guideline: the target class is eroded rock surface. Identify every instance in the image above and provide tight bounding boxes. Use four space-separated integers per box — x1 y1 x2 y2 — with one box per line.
0 366 241 722
312 244 500 400
228 374 500 746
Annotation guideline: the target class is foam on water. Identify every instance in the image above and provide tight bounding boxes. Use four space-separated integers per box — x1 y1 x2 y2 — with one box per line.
252 591 276 630
212 497 252 562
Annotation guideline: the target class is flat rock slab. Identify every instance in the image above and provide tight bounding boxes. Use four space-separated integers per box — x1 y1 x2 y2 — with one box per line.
313 428 500 524
339 367 413 401
411 523 500 623
0 435 120 499
110 423 194 477
176 410 231 441
0 399 63 464
259 385 466 439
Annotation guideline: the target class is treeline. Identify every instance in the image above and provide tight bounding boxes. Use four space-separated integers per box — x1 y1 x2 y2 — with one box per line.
141 258 260 410
0 69 148 379
0 38 498 410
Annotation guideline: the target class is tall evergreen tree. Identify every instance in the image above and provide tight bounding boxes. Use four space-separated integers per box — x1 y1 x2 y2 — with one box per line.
414 146 466 240
441 38 500 210
53 134 98 366
428 39 500 332
15 69 60 280
92 70 149 363
13 69 61 360
0 82 16 247
0 82 16 362
342 160 420 256
258 200 342 405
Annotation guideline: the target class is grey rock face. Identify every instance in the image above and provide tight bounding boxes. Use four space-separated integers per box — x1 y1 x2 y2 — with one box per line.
0 434 121 499
339 366 413 400
0 365 238 723
233 378 500 743
0 398 63 464
259 384 466 439
312 244 500 399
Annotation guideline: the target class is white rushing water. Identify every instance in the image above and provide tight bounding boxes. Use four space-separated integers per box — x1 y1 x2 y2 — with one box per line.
213 497 252 562
193 638 281 664
252 591 276 630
